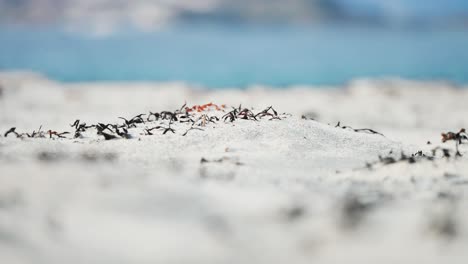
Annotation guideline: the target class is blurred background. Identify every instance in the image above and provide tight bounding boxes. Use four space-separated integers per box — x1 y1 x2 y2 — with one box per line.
0 0 467 87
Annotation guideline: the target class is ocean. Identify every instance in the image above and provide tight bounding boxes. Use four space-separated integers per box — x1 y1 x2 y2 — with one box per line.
1 25 467 88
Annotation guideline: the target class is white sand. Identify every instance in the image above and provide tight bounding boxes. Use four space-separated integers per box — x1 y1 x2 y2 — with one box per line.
1 72 468 264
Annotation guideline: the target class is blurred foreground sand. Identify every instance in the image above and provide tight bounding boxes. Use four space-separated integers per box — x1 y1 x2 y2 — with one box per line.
1 72 468 264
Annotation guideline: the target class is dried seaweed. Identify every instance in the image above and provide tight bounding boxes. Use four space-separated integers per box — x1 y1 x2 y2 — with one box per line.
363 145 464 170
5 103 285 141
98 131 118 140
119 114 145 128
441 128 467 156
47 130 70 139
26 125 46 138
4 127 20 138
335 121 384 136
182 127 204 136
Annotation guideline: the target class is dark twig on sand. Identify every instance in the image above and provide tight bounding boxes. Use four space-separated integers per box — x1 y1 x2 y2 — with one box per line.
182 127 204 136
335 121 384 137
144 126 174 135
26 125 46 138
4 127 20 138
48 130 70 139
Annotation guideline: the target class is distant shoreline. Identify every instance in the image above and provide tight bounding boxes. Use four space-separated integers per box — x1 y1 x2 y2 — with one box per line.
1 26 467 87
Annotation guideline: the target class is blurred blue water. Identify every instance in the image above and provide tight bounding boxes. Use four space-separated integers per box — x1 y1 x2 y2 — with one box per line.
0 25 467 88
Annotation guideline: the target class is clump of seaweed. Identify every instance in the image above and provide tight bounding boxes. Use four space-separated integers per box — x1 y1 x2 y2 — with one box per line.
365 151 429 169
441 128 467 156
254 106 281 120
4 103 286 141
119 114 146 128
363 145 465 171
70 120 95 138
223 105 283 122
4 127 69 139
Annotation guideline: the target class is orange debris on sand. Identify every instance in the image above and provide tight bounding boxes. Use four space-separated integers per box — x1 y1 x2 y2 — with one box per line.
442 128 466 143
185 103 226 113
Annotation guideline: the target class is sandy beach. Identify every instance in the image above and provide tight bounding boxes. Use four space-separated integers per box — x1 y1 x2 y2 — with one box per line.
1 72 468 264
